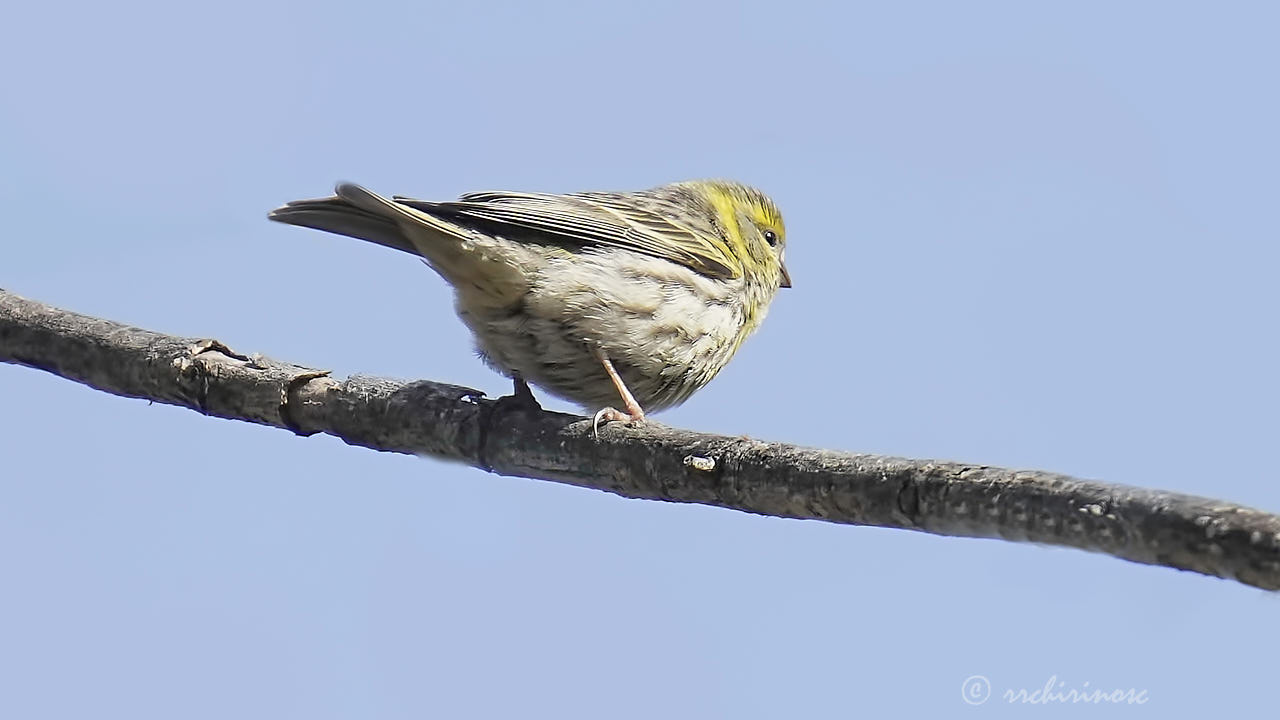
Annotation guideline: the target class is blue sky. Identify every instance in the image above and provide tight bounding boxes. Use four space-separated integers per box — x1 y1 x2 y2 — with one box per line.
2 1 1277 716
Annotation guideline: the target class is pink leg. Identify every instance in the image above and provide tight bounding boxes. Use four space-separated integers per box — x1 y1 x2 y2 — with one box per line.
592 348 645 436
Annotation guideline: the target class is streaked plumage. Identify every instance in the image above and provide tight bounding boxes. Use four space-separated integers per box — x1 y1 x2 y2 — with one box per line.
268 180 790 426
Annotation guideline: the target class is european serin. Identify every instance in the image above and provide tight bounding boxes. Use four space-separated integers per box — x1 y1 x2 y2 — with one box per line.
268 180 791 430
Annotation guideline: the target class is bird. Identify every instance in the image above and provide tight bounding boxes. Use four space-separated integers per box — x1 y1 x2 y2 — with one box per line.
268 180 791 432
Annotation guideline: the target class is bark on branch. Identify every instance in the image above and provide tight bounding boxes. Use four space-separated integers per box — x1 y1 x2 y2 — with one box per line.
2 287 1278 590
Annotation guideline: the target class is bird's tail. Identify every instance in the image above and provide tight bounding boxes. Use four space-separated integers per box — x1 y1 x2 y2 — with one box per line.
268 184 528 306
268 183 438 257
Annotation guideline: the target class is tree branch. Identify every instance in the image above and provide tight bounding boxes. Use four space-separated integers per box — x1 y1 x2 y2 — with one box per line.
2 287 1278 590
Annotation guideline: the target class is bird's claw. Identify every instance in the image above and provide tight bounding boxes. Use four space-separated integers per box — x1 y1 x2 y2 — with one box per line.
592 407 644 439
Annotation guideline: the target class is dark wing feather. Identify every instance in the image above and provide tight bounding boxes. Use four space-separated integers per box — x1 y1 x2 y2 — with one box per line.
394 191 742 280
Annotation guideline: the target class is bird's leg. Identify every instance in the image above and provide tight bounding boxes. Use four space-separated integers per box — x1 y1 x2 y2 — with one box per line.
591 348 645 437
507 375 541 411
512 376 536 404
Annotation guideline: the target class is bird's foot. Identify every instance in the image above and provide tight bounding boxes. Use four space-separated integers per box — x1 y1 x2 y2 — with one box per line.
498 377 542 413
592 406 645 439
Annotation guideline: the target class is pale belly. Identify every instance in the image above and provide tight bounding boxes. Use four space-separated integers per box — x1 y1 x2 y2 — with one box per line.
455 290 746 412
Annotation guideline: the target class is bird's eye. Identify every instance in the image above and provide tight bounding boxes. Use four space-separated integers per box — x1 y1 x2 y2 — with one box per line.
763 230 778 247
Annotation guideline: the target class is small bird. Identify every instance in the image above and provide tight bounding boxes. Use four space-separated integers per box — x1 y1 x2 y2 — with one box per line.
268 180 791 431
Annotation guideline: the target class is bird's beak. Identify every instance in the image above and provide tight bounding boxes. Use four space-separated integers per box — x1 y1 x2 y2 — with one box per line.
779 263 792 289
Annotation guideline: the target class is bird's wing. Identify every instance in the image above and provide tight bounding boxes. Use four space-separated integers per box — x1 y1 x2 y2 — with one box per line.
394 191 742 280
